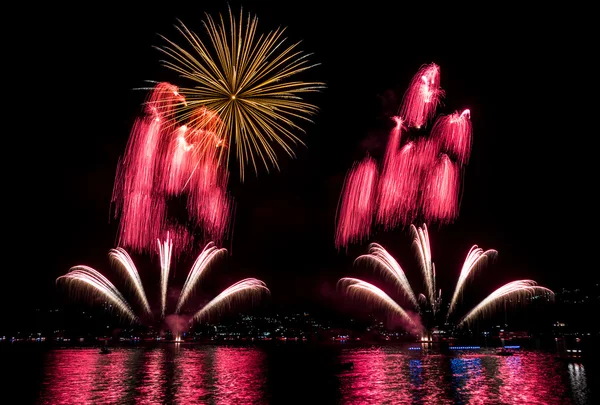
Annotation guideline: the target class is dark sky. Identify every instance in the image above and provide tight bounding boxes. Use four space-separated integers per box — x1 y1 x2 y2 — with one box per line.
6 2 596 326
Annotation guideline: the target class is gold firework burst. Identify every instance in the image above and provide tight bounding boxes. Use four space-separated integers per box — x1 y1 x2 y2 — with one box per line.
157 6 325 180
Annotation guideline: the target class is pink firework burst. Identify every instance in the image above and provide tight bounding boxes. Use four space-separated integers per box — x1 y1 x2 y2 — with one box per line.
422 153 460 224
112 116 167 254
336 63 475 247
431 109 473 165
399 63 444 129
335 156 379 249
112 83 233 259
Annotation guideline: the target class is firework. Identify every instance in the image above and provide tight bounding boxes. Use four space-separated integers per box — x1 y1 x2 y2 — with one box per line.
446 246 498 320
336 63 473 245
335 156 379 249
457 280 555 327
162 125 194 195
354 243 419 308
410 224 436 311
112 116 166 254
175 242 227 313
108 247 152 316
377 117 410 228
399 63 444 129
339 224 554 333
421 154 460 224
158 233 173 317
190 278 270 323
157 6 325 180
57 242 268 325
111 83 233 257
337 278 422 332
431 109 472 165
56 266 138 323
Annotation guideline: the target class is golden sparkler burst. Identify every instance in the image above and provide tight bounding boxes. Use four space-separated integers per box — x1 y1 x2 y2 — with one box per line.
157 6 325 180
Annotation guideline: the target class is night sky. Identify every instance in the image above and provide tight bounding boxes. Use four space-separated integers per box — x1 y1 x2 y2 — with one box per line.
6 3 596 328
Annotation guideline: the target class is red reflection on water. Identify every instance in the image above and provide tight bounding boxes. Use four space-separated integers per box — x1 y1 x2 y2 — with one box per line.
35 346 586 404
338 348 578 404
133 345 212 404
174 347 210 404
39 348 132 404
416 355 453 404
135 347 167 404
38 346 266 404
339 347 411 404
213 346 267 404
497 352 569 404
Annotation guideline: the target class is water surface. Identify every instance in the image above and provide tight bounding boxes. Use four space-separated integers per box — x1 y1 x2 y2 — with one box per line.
1 343 594 404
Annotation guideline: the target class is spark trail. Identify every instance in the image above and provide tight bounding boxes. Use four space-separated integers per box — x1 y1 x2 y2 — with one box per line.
157 6 325 180
399 63 444 129
158 234 173 317
458 280 555 327
111 83 233 258
410 224 436 312
175 242 227 314
337 277 422 332
57 241 268 327
422 154 460 224
447 246 498 319
338 224 554 333
191 279 270 323
336 63 474 247
335 156 379 249
431 109 473 165
57 266 138 323
108 248 152 316
355 243 419 308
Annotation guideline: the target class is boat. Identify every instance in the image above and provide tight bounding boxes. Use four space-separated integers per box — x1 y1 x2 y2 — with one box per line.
496 348 513 356
100 347 111 354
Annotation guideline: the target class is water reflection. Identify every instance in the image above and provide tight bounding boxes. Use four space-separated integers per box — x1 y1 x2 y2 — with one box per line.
451 356 484 404
38 348 139 404
33 345 593 404
135 347 167 404
213 347 267 404
37 345 267 404
173 347 209 404
416 355 453 404
337 347 591 405
496 352 570 404
338 346 411 404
